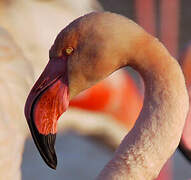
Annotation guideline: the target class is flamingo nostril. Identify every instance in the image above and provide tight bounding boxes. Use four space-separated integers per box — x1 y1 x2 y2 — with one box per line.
34 78 50 92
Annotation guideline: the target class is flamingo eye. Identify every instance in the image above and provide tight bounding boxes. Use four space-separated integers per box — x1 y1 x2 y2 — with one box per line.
65 47 74 55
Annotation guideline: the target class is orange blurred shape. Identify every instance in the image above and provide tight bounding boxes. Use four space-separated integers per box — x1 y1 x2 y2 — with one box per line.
70 70 143 130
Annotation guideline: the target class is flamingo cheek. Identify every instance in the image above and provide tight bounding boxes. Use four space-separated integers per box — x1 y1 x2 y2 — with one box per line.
33 79 69 135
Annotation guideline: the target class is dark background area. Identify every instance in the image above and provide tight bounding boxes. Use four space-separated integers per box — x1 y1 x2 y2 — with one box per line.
98 0 191 54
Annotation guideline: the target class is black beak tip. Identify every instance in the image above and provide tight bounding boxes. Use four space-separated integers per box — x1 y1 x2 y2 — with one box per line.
42 143 57 170
26 116 58 170
33 132 58 170
46 153 57 170
50 163 57 170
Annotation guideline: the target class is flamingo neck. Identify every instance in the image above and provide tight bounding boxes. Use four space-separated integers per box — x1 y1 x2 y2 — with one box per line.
97 35 189 179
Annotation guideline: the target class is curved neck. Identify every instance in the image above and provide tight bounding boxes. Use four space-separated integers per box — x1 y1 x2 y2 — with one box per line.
97 34 189 179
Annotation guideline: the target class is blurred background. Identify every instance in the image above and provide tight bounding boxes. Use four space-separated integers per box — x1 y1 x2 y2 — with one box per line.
1 0 191 179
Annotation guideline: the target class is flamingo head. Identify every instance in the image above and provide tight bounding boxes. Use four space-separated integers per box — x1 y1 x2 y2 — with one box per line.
24 12 132 169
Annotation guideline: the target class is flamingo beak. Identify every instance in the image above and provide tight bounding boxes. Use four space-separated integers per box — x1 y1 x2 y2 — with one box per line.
24 58 69 169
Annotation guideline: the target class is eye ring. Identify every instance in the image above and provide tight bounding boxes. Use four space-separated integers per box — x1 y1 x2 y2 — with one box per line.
65 47 74 55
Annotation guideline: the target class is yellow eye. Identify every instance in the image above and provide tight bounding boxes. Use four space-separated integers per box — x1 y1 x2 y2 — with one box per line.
65 47 74 55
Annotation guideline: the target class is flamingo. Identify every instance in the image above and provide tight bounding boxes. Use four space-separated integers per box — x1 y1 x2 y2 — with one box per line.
25 12 189 179
179 45 191 161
